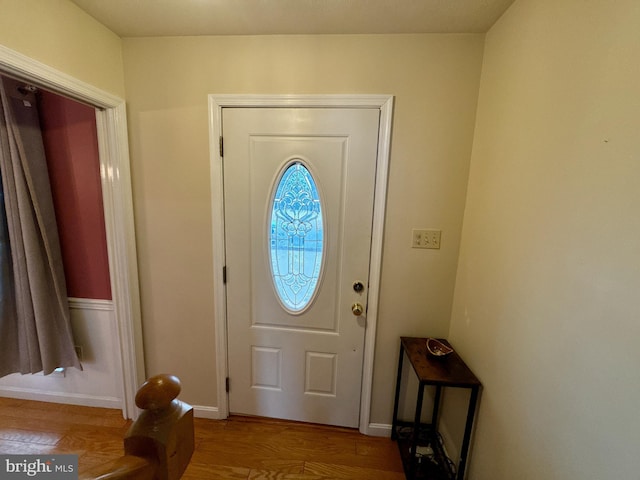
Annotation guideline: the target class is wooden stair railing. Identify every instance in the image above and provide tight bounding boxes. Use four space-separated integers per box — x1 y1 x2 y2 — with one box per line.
79 374 195 480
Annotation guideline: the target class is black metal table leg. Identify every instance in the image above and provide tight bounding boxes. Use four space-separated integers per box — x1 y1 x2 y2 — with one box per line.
431 384 442 426
457 385 479 480
391 344 405 441
410 382 425 478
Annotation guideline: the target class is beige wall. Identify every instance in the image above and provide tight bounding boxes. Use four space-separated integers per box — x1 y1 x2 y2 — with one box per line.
122 34 484 417
449 0 640 477
0 0 125 97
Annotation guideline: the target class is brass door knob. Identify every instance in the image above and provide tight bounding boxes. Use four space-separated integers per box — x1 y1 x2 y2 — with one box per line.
352 303 364 316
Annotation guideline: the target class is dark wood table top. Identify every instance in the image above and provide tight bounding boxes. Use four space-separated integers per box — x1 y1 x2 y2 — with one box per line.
400 337 481 387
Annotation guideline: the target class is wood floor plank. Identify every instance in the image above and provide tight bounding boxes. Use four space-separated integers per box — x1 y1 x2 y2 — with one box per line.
0 428 62 445
304 461 406 480
0 414 78 434
192 446 305 474
56 424 127 456
0 404 128 428
302 449 403 472
0 439 60 454
0 397 26 408
201 429 357 458
77 451 125 472
182 461 251 479
355 437 405 470
248 470 325 480
193 417 228 442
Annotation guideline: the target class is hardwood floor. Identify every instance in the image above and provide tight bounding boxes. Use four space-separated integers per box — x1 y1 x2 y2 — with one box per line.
0 397 405 479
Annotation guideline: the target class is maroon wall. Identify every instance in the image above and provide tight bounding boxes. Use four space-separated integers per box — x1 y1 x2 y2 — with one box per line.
39 91 112 300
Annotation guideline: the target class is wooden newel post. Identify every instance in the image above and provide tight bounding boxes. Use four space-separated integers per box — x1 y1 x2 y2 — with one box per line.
79 374 194 480
123 374 195 480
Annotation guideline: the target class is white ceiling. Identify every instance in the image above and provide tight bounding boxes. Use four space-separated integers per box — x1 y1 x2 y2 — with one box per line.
70 0 516 37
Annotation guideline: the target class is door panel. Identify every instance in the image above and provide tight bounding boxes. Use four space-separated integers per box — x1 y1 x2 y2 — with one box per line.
223 108 379 427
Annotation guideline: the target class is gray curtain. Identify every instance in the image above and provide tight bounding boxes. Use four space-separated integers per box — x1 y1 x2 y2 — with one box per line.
0 76 81 376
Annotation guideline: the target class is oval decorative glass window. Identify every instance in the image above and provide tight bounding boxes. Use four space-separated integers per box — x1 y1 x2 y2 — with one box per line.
269 162 324 313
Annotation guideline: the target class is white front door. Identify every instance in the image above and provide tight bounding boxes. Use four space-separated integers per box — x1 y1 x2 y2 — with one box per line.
223 107 380 428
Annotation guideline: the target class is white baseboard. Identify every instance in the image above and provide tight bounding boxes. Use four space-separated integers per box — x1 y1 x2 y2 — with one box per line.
192 405 221 420
365 422 392 437
0 386 122 410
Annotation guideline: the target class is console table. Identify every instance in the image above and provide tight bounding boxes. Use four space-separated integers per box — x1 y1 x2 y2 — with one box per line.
391 337 481 480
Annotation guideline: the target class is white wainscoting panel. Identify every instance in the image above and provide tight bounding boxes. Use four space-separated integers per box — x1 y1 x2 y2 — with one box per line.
0 298 123 410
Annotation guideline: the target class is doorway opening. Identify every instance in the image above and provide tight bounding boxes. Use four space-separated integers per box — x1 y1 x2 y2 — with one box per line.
209 94 393 434
0 45 144 418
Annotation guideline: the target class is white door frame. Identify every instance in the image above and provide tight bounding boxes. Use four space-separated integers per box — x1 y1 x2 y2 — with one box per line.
0 45 145 419
208 94 393 435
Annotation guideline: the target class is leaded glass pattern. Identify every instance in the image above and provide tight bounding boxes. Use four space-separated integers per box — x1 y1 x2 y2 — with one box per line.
269 162 323 312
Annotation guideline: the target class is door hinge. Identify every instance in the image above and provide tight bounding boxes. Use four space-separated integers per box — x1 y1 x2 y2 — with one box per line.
219 136 224 157
223 266 227 284
225 377 230 393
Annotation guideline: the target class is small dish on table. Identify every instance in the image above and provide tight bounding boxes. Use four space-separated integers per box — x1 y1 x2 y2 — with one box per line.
426 338 453 357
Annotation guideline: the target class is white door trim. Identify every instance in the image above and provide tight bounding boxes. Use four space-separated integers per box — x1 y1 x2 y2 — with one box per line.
208 94 393 435
0 44 145 419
